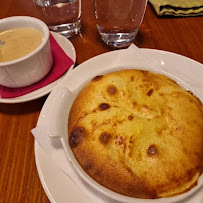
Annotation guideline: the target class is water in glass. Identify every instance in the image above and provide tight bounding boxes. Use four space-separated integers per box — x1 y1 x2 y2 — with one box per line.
35 0 81 38
93 0 147 48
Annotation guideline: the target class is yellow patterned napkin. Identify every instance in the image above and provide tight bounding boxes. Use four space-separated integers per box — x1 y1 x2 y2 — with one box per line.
149 0 203 16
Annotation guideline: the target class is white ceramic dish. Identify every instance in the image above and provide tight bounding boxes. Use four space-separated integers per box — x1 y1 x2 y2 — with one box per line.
35 45 203 203
0 32 76 104
0 16 53 88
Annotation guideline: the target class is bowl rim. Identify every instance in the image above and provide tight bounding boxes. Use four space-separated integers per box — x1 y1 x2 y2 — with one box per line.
0 16 49 66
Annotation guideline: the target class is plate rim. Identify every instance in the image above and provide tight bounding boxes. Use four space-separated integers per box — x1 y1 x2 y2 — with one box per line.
35 142 57 203
35 47 203 203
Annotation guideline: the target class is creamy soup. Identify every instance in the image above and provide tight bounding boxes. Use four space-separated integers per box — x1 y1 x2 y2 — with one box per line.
0 27 43 62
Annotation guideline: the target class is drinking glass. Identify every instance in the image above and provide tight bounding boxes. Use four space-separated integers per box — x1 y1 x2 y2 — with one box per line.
34 0 81 38
93 0 147 48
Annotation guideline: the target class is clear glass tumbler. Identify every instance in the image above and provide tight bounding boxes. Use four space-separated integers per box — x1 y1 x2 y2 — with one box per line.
93 0 147 48
34 0 81 38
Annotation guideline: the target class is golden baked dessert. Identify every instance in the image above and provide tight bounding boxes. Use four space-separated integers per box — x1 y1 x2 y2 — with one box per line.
68 69 203 199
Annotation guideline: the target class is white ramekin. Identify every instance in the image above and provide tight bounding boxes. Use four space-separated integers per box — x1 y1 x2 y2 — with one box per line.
46 67 203 203
0 16 53 88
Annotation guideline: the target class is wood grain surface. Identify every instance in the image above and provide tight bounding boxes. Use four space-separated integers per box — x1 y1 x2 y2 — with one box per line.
0 0 202 202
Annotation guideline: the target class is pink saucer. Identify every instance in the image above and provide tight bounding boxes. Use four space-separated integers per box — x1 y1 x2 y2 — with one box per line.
0 33 74 99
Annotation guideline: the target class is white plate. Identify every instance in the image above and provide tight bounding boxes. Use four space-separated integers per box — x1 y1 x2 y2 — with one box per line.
0 32 76 104
35 46 203 203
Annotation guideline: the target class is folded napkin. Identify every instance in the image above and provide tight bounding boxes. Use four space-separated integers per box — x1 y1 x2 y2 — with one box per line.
149 0 203 16
0 34 74 98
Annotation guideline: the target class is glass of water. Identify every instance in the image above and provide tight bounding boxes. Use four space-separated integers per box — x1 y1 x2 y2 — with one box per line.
34 0 81 38
93 0 147 48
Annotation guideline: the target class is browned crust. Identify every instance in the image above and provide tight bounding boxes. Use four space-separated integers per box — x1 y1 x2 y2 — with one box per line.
68 69 203 199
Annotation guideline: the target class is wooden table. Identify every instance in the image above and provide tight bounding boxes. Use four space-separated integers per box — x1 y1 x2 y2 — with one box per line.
0 0 202 202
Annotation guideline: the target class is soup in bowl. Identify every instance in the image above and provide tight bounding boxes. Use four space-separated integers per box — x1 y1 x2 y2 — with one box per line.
0 16 53 88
